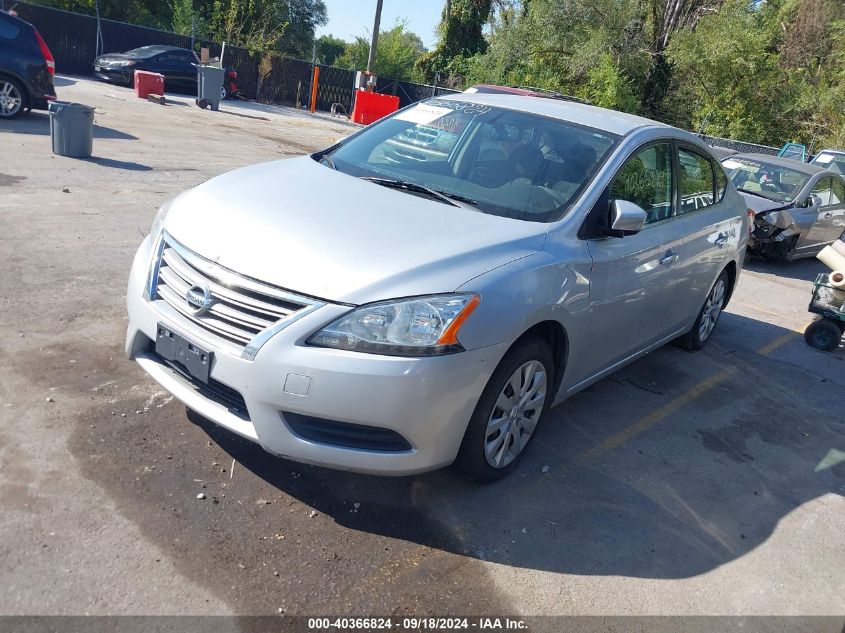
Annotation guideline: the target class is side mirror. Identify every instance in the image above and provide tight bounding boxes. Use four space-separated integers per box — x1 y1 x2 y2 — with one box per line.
608 199 648 236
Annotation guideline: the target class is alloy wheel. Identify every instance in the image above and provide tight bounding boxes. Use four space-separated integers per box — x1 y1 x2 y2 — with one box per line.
0 80 23 118
699 278 726 342
484 360 547 468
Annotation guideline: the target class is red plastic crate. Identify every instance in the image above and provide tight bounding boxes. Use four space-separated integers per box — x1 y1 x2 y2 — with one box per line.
352 90 400 125
134 70 165 99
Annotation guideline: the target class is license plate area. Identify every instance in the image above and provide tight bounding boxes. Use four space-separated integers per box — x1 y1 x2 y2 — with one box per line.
156 325 212 383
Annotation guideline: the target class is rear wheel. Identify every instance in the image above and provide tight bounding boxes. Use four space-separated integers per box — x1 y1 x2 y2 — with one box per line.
456 337 553 482
678 271 729 351
0 77 26 119
220 85 228 101
804 319 841 351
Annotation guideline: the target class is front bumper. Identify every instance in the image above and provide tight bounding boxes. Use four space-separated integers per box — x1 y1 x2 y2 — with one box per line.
125 235 507 475
95 68 132 85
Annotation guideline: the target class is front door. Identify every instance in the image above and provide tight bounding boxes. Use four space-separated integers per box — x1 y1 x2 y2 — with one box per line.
795 177 835 255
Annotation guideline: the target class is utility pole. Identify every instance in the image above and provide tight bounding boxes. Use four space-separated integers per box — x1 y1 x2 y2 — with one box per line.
366 0 383 73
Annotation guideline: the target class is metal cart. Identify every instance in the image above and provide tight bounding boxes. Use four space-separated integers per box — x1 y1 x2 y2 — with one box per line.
804 273 845 351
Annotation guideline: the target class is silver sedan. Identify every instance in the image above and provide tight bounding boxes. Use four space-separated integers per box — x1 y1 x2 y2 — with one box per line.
126 93 748 481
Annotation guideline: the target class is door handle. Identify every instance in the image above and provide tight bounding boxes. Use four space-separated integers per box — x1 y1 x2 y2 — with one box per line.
659 251 679 266
714 233 729 247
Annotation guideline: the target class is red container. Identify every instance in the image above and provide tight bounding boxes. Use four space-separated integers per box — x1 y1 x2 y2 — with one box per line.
352 90 400 125
134 70 165 99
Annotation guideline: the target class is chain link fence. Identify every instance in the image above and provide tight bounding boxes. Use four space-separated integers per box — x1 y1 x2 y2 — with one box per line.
11 1 458 113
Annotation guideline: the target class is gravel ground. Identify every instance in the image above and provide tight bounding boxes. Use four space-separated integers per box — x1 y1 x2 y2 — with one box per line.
0 76 843 618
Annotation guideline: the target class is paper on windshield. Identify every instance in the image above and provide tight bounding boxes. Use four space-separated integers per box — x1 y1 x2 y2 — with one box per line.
722 159 742 170
814 154 834 164
394 103 453 126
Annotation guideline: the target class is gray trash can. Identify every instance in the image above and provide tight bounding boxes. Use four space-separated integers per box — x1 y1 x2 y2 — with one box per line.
48 101 94 158
196 65 226 111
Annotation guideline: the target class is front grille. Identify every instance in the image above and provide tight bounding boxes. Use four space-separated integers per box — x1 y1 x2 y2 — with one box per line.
283 412 413 452
148 342 249 419
149 234 322 357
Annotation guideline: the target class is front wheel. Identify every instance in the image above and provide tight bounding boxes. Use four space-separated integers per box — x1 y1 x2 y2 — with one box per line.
804 319 841 351
678 271 729 351
456 337 553 483
220 85 228 101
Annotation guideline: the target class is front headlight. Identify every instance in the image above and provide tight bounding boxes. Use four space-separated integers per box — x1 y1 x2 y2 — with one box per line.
109 60 136 68
150 199 173 239
307 294 480 357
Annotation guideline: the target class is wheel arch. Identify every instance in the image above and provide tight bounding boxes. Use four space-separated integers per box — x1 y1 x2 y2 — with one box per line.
0 71 30 107
511 319 569 399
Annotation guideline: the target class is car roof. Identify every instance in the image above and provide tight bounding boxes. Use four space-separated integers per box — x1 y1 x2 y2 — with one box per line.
436 92 674 137
813 149 845 157
1 9 33 30
127 45 186 55
728 153 828 175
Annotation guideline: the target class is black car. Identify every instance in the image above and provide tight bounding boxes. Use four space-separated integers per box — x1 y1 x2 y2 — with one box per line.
94 45 200 93
0 10 56 118
95 46 240 100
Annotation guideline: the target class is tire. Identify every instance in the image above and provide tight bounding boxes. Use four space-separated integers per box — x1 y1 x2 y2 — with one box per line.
678 271 729 352
220 86 228 101
804 319 841 352
456 337 554 483
0 76 27 119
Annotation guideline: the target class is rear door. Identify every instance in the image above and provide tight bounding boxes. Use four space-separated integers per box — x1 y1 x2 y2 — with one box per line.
580 141 686 381
670 145 742 332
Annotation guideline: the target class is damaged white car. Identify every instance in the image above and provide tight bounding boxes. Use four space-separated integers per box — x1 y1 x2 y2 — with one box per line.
723 153 845 260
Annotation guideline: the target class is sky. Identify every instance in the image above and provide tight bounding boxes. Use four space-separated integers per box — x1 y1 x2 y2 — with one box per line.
315 0 443 49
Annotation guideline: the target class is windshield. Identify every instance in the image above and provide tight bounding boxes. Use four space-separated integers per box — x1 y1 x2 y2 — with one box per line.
321 99 619 222
721 157 810 203
811 152 845 175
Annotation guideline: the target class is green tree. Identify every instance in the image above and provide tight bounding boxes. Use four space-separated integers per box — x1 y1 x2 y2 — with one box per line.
337 21 427 81
315 34 346 65
417 0 493 83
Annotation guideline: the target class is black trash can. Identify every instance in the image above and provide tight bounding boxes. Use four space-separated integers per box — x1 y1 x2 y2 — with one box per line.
48 101 94 158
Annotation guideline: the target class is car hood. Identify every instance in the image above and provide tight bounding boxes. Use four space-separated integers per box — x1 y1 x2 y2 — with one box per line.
163 157 548 305
738 191 792 214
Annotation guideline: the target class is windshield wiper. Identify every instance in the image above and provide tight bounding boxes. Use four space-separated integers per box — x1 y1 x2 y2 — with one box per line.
361 177 477 208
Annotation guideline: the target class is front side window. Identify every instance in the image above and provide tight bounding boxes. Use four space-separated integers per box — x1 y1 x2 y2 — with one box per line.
321 99 619 222
812 178 833 207
831 178 845 205
678 148 716 214
716 165 728 202
722 157 810 203
609 143 673 224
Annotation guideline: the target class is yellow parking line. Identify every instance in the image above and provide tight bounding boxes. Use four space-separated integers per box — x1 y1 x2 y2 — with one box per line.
576 331 798 465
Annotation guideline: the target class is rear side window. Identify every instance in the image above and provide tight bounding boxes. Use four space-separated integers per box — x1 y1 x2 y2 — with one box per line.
610 143 673 224
0 18 22 40
678 148 716 214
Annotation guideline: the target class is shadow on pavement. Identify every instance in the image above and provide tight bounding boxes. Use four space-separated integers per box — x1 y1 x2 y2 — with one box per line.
81 156 152 171
745 257 829 283
188 312 845 579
